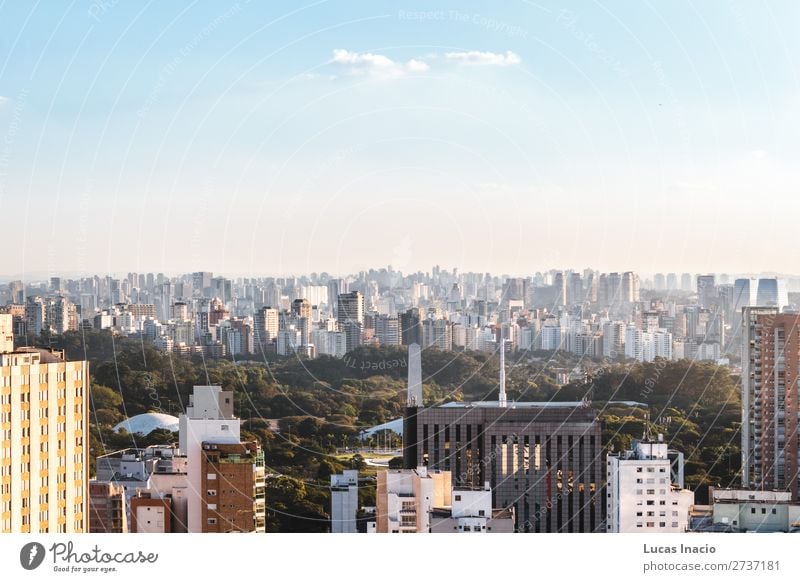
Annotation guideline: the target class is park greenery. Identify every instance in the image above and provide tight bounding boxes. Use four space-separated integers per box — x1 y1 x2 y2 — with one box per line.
39 330 741 531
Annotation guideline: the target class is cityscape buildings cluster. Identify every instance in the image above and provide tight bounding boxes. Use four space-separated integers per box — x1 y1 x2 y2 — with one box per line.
1 270 795 367
1 267 799 534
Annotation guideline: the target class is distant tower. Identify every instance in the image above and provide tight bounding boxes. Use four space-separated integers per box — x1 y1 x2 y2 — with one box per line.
407 343 422 407
403 343 423 469
498 340 507 408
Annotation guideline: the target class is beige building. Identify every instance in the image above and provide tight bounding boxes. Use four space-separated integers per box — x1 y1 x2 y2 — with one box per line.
376 467 451 533
0 331 89 533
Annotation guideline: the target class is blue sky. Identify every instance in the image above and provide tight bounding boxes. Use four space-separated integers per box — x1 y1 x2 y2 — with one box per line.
0 1 798 278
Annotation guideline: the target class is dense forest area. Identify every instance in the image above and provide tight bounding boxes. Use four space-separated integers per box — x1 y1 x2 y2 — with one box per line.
38 330 741 531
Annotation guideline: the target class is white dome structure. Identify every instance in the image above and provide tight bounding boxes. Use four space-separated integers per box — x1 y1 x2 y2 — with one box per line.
113 412 180 435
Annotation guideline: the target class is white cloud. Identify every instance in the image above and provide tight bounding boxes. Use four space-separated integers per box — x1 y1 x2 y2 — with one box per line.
444 50 521 66
331 49 429 78
0 96 9 106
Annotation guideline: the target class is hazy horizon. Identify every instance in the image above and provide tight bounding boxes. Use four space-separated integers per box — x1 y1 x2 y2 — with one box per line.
2 1 799 275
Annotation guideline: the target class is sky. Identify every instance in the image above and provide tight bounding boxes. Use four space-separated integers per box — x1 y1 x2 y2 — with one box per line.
0 0 799 279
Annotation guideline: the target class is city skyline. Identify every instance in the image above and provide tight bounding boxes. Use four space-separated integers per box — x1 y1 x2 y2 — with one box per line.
2 2 800 276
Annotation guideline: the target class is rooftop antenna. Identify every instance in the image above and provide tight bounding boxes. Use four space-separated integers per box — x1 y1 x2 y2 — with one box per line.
407 343 422 407
499 339 507 408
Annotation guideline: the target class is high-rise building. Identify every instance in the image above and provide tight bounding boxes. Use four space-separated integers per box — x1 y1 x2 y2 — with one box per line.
375 314 401 346
178 386 265 532
254 306 279 351
400 308 422 346
422 318 452 351
201 441 263 533
666 273 678 290
697 275 717 308
606 436 694 532
756 278 788 311
403 345 603 532
337 291 364 327
733 278 758 314
621 272 640 303
741 308 800 500
0 343 89 533
602 321 625 359
330 470 359 533
327 279 347 318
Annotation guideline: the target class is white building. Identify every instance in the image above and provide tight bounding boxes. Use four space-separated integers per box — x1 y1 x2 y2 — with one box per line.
330 470 359 533
429 483 515 533
624 324 644 361
178 386 240 533
653 329 672 360
602 321 625 359
376 467 451 533
540 319 562 351
606 437 694 533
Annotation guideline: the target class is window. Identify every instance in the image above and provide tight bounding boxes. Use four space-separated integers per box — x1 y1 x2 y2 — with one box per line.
207 473 216 480
761 508 767 514
751 508 756 514
207 504 217 510
659 522 666 528
207 490 217 496
646 522 654 528
455 495 461 501
636 467 643 473
636 523 643 528
647 468 655 473
207 518 217 525
636 512 642 517
671 522 678 528
772 508 777 515
478 510 485 517
647 500 654 506
647 489 655 495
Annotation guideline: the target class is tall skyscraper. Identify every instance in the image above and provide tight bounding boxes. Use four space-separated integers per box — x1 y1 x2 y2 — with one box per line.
0 332 89 533
741 307 800 500
756 278 788 311
336 291 364 327
697 274 717 308
400 308 422 346
374 314 400 346
254 306 279 351
733 278 758 313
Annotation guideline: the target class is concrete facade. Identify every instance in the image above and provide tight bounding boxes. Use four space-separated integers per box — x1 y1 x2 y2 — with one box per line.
606 438 694 533
0 346 88 533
